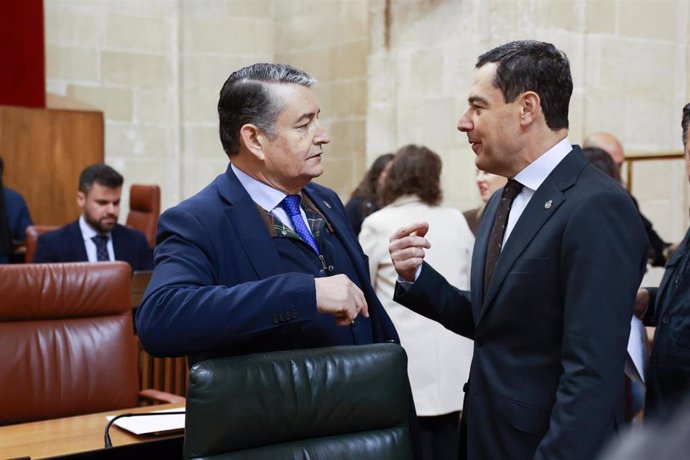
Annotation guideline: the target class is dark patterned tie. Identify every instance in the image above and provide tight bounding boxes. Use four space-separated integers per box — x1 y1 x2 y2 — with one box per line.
280 195 320 254
484 179 523 294
91 234 110 261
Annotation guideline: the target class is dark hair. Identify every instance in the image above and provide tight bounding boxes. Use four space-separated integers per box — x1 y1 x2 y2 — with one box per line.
79 163 124 193
350 153 394 200
218 63 315 157
380 145 443 207
582 147 622 183
682 102 690 146
476 40 572 131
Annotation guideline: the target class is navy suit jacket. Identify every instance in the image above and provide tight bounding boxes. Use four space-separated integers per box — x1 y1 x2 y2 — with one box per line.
643 226 690 420
135 165 399 363
33 220 153 270
395 147 648 460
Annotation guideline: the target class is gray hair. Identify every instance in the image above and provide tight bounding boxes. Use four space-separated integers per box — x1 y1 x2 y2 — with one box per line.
218 63 315 156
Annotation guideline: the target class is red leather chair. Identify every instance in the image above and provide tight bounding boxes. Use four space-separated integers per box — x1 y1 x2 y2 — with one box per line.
0 262 182 426
126 184 161 249
24 224 58 263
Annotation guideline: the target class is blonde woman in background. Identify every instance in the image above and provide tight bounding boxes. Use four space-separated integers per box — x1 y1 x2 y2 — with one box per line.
359 144 474 460
462 170 507 236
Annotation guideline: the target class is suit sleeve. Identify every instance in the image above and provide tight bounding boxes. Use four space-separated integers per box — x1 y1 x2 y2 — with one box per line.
135 205 319 357
33 234 57 263
534 190 647 459
393 261 476 340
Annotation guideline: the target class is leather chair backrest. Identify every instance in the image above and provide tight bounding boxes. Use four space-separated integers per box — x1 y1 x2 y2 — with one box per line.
24 224 58 263
126 184 160 249
0 262 139 425
184 343 414 460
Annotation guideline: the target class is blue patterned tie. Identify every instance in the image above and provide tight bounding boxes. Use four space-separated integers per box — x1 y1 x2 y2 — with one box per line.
280 195 320 254
91 235 110 261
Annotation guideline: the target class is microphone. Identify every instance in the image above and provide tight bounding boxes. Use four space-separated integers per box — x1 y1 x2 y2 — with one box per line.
104 411 185 448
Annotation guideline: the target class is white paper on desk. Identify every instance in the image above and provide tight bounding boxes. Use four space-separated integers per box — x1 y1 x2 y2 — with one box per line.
625 317 648 385
106 407 185 436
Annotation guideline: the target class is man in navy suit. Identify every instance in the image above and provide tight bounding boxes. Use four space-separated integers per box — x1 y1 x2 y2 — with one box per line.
389 41 648 459
135 64 421 455
635 102 690 422
0 155 33 263
135 63 401 365
34 163 152 270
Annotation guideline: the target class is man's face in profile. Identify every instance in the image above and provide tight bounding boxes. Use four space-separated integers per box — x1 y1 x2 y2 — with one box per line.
259 83 331 193
78 182 121 233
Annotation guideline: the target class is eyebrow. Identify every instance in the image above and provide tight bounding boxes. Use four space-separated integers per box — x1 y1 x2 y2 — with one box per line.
468 95 489 107
295 109 320 124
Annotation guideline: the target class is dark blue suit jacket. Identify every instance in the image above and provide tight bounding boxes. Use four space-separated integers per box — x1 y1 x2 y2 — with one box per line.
643 227 690 421
136 165 399 363
396 147 648 460
1 187 33 263
33 220 153 270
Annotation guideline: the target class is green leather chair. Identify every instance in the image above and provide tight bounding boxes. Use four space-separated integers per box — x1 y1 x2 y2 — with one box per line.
184 343 414 459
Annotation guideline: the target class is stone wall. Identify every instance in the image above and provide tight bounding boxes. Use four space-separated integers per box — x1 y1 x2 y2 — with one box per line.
44 0 689 260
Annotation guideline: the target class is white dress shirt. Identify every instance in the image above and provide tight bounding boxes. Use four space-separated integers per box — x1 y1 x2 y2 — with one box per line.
503 137 572 246
79 215 115 262
231 163 313 234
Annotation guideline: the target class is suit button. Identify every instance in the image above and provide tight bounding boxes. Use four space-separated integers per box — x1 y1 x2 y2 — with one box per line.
662 316 670 325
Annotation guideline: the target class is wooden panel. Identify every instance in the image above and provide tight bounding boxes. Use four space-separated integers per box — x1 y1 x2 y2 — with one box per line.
138 342 188 397
0 105 104 226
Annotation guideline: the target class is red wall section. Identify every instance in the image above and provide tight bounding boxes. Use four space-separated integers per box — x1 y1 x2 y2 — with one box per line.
0 0 45 108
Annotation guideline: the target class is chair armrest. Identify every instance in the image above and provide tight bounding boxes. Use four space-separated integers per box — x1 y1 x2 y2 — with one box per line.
139 388 186 404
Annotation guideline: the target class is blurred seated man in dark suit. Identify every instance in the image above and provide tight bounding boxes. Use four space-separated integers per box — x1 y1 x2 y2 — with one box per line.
0 155 33 263
34 163 153 270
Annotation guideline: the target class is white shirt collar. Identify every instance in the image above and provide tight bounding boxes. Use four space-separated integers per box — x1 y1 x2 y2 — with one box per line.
79 215 111 240
231 163 290 212
513 137 572 191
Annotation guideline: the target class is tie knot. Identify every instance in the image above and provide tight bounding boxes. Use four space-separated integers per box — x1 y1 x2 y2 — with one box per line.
92 234 108 244
280 195 302 217
503 179 523 200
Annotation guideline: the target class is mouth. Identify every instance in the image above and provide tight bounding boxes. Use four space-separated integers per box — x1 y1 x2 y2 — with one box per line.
468 140 481 154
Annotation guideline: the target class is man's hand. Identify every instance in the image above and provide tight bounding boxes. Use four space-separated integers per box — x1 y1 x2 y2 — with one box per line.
315 274 369 326
388 222 431 282
634 288 650 319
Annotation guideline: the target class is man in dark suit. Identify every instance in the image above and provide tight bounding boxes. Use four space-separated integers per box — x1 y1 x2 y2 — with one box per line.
389 41 648 459
34 163 152 270
0 155 33 263
635 102 690 422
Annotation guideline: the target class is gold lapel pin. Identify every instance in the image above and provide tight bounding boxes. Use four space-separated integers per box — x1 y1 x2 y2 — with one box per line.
544 200 553 209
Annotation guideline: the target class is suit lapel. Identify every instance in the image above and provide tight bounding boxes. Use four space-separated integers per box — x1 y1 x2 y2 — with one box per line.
302 185 369 284
218 166 284 279
69 221 89 261
478 148 584 323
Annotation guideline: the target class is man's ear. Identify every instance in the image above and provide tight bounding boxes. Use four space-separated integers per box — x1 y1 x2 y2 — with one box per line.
519 91 541 126
239 124 267 160
76 191 86 209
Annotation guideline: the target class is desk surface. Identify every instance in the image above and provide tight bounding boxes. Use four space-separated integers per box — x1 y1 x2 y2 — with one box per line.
0 403 184 459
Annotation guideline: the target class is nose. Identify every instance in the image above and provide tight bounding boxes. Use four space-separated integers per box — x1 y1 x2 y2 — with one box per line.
457 109 472 132
314 121 331 145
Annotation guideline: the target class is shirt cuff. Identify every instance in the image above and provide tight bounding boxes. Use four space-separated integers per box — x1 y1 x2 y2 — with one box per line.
396 264 423 291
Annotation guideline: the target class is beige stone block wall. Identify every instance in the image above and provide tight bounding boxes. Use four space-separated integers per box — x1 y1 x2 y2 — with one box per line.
42 0 690 248
274 0 370 201
367 0 690 247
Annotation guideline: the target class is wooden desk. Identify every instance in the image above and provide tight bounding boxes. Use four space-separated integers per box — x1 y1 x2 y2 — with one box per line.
0 403 184 459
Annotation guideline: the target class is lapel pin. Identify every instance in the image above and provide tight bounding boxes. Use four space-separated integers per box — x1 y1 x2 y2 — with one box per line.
544 200 553 209
323 200 332 209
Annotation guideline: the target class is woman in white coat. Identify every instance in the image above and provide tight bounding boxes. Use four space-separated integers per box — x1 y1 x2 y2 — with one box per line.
359 144 475 460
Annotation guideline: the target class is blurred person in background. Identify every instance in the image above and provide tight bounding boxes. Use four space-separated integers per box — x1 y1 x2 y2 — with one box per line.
0 155 32 263
360 144 474 460
462 169 507 236
345 153 394 235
